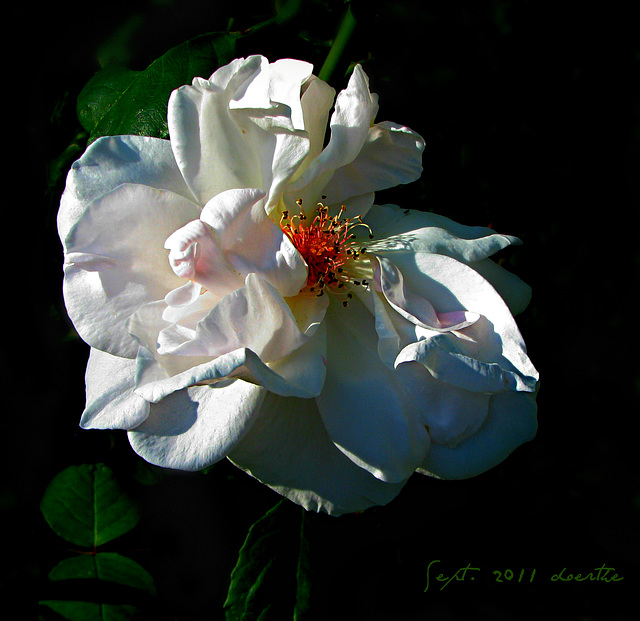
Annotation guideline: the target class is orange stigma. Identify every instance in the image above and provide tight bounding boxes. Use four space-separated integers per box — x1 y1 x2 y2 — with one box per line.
280 201 374 304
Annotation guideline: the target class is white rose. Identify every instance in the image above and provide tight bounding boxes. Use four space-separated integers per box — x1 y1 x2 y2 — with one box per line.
59 56 539 515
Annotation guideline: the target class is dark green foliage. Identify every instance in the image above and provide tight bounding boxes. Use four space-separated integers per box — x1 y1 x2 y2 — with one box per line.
38 465 158 620
224 501 312 621
77 32 238 144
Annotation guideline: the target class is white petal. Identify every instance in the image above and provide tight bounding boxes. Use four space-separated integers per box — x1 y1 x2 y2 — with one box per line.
370 288 402 367
229 393 408 515
164 218 243 298
164 280 203 309
157 274 315 361
58 135 196 241
163 285 219 333
395 331 535 393
136 345 325 401
292 76 336 181
320 65 379 169
205 55 265 91
316 297 430 483
289 65 379 207
374 255 480 331
128 300 212 380
128 380 267 471
81 348 149 430
62 183 199 357
167 81 261 204
419 391 538 479
366 204 521 263
200 188 308 296
130 282 328 401
168 58 310 208
382 252 539 385
395 362 490 448
230 58 313 130
470 257 533 315
324 122 425 205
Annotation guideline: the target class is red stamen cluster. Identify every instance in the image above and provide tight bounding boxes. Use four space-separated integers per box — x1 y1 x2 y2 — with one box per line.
281 200 373 303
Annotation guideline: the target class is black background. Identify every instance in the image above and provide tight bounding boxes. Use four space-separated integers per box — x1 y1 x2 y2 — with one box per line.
7 0 639 619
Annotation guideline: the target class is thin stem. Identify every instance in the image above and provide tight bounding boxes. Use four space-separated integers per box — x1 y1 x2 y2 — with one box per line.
318 5 357 84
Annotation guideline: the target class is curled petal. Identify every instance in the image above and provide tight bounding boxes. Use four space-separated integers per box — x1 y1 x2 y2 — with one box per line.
229 58 314 130
379 252 539 385
290 65 379 208
164 280 203 310
395 331 535 393
203 55 265 92
374 255 479 331
129 278 328 400
157 274 319 361
200 188 308 297
292 76 336 182
164 218 243 297
366 204 521 264
324 121 425 205
135 344 325 402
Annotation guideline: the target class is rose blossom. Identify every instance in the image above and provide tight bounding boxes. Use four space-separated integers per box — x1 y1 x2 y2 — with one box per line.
59 56 539 515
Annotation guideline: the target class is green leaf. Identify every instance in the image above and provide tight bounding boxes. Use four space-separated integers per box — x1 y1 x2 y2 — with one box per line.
77 31 238 143
48 552 156 595
39 600 137 621
224 501 312 621
40 464 140 549
294 511 312 620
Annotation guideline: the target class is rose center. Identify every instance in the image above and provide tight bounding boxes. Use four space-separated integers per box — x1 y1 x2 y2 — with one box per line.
280 201 374 305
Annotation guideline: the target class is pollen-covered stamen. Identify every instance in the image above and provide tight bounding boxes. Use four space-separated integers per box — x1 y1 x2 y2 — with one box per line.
280 201 374 301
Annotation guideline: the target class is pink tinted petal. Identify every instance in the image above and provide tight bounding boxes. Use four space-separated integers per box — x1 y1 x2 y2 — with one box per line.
383 252 539 385
375 256 479 331
200 188 308 297
164 218 243 297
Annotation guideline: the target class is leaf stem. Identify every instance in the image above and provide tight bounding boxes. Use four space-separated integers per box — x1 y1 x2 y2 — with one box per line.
318 5 357 84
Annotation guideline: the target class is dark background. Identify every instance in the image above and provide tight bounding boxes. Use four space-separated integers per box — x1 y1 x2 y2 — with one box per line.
6 0 639 619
